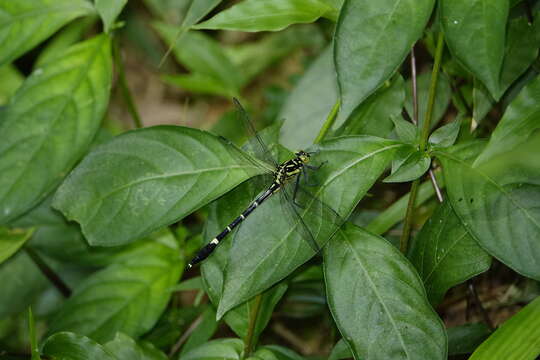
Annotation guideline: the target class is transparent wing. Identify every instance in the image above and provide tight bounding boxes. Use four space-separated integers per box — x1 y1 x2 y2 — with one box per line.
233 98 278 168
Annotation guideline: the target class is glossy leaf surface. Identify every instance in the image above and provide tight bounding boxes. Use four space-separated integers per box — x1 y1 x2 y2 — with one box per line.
324 224 447 359
408 201 491 305
0 0 94 66
0 35 112 223
42 332 116 360
193 0 334 32
181 338 243 360
53 126 266 246
335 0 435 120
217 136 403 318
441 0 508 99
47 240 182 342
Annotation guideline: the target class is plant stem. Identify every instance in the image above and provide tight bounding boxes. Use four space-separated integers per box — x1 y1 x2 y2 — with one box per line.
25 247 71 298
313 99 340 144
399 31 445 253
113 40 143 129
410 46 419 125
243 294 263 358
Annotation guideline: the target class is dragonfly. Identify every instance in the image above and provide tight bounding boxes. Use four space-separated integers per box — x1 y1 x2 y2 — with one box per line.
187 99 341 269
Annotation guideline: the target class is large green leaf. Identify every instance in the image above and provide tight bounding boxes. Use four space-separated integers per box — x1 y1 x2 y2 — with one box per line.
475 74 540 165
0 63 23 105
217 136 403 318
278 46 338 150
408 201 491 305
337 75 405 138
324 224 447 359
201 180 288 342
334 0 435 120
0 226 33 264
441 0 509 99
193 0 334 32
0 0 94 66
436 135 540 280
47 240 182 342
53 126 266 246
470 296 540 359
0 34 112 224
181 338 243 360
42 332 116 360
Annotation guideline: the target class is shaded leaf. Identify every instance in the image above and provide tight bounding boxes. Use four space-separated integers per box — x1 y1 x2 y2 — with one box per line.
47 240 183 342
179 307 219 357
337 75 405 138
335 0 435 120
193 0 334 32
470 297 540 359
279 46 338 150
251 345 305 360
384 151 431 183
429 120 461 148
29 308 41 360
53 126 267 246
436 135 540 280
0 227 33 264
405 71 451 129
217 136 403 318
42 332 115 360
95 0 127 33
447 323 491 355
392 117 418 144
324 224 447 360
0 0 95 66
181 338 243 360
328 339 353 360
441 0 509 99
104 332 168 360
0 35 112 223
408 201 491 305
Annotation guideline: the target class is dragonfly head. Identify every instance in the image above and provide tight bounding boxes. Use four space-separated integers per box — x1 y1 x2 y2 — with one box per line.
295 150 310 164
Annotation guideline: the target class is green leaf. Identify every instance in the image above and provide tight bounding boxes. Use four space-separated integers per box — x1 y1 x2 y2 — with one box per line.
179 307 219 356
0 227 33 264
472 80 494 125
34 17 97 69
162 73 237 97
104 332 168 360
436 135 540 280
335 0 435 120
392 117 418 143
193 0 334 32
279 46 338 150
405 71 452 129
0 251 48 318
182 0 223 28
0 64 23 105
217 136 402 318
0 0 95 66
384 150 431 183
337 75 405 138
470 296 540 359
407 201 491 305
95 0 127 33
429 120 461 147
29 308 41 360
201 180 288 340
447 323 491 355
181 338 244 360
475 74 540 165
254 345 304 360
499 15 540 95
0 34 113 224
53 126 266 246
153 22 241 96
42 332 116 360
47 240 182 342
441 0 509 99
324 224 447 359
328 339 352 360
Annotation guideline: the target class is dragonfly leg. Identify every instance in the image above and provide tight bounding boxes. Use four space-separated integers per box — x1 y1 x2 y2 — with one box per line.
292 174 306 208
306 160 327 171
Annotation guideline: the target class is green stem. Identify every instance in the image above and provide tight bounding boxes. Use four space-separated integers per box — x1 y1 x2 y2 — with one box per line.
243 294 263 358
113 40 143 129
313 99 340 144
400 31 445 253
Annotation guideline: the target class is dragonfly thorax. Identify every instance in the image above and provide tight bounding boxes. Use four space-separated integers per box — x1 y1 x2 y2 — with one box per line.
273 150 310 186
